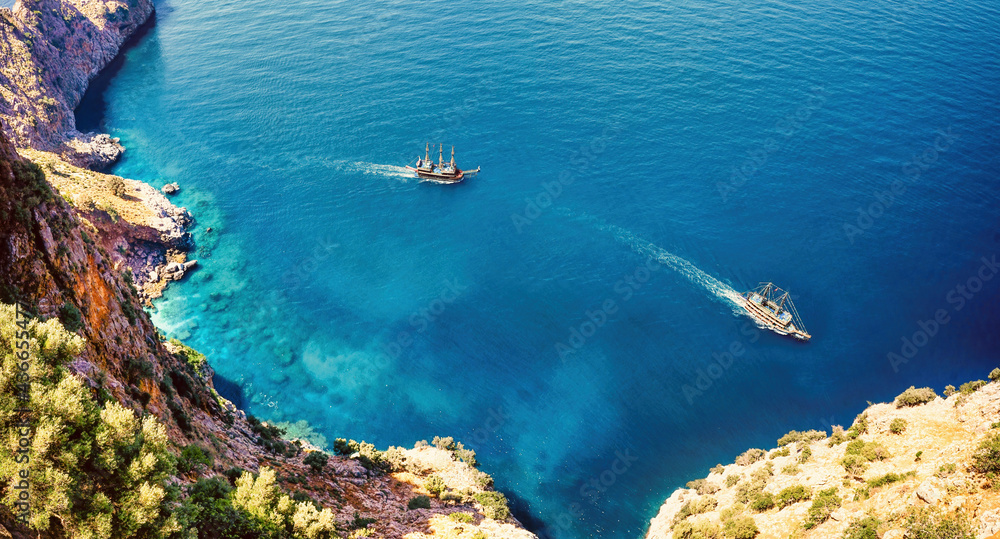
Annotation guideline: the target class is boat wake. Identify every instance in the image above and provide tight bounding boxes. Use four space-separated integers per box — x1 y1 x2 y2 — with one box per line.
304 157 415 181
567 211 746 315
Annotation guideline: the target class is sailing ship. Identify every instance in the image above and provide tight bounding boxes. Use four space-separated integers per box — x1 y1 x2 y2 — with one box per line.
406 143 480 183
741 282 811 341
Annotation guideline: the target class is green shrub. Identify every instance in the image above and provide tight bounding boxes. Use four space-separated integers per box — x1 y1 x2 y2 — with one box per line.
971 432 1000 474
432 436 456 450
895 386 937 408
749 492 774 512
168 338 207 371
723 515 758 539
890 418 908 434
804 488 840 529
473 491 510 520
0 305 178 536
944 384 957 397
177 443 213 473
449 512 474 523
843 515 881 539
903 508 974 539
844 439 890 462
781 464 801 475
687 478 721 495
58 301 83 332
960 380 987 395
440 490 464 503
990 368 1000 382
425 475 446 496
303 451 329 473
673 518 721 539
711 464 725 475
776 485 811 508
725 475 740 487
770 447 790 458
867 471 915 488
842 454 868 476
735 448 766 466
107 176 127 197
407 495 431 510
938 463 957 477
675 497 718 523
777 429 826 446
799 446 812 463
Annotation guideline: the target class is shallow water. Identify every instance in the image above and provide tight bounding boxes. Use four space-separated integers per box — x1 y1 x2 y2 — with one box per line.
79 0 1000 536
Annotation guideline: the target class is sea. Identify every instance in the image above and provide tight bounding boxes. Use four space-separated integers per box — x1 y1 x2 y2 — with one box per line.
75 0 1000 537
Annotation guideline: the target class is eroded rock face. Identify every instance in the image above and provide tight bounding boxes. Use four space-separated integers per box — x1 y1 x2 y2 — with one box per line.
0 0 154 167
646 384 1000 539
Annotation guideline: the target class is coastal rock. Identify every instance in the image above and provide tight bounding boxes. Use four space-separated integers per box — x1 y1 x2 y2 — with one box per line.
64 131 125 168
915 481 941 505
0 0 154 167
646 383 1000 539
162 182 180 194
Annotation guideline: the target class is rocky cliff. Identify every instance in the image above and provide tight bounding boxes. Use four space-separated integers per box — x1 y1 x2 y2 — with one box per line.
0 0 152 167
647 381 1000 539
0 1 539 537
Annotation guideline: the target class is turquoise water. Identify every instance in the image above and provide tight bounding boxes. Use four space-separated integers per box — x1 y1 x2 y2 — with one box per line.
78 0 1000 537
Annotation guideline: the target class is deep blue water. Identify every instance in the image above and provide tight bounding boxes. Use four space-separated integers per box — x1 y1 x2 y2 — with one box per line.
77 0 1000 537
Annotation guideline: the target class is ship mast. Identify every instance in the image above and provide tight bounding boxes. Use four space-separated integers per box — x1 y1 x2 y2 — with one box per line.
777 292 788 310
438 144 444 166
424 143 430 164
450 146 455 167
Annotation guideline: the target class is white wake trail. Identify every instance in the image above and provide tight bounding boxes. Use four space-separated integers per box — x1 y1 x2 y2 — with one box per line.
599 221 746 314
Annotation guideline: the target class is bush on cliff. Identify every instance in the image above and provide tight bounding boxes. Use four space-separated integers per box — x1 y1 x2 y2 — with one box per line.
424 475 446 496
672 518 720 539
776 485 811 508
890 418 908 434
894 386 937 408
803 488 840 529
842 515 881 539
971 432 1000 475
0 304 178 537
407 495 431 510
303 451 329 473
474 491 511 520
735 448 766 466
903 508 974 539
776 429 826 447
990 368 1000 382
723 515 758 539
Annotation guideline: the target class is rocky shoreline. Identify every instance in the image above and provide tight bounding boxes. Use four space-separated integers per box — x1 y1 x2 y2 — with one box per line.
0 1 540 537
2 0 196 302
646 379 1000 539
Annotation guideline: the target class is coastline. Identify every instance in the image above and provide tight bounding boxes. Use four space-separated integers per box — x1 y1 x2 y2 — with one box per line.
646 379 1000 539
1 0 194 302
0 0 541 537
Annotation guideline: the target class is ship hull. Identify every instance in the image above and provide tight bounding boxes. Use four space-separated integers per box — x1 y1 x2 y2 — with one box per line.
405 166 473 183
741 294 811 341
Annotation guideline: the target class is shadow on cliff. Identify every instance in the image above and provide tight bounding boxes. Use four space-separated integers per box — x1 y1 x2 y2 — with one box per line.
74 12 157 135
212 372 246 409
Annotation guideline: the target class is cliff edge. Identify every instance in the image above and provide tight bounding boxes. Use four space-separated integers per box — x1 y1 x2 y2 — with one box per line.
0 0 153 167
647 380 1000 539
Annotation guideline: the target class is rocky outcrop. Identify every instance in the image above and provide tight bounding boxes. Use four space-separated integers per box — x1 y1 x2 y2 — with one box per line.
17 147 194 302
0 0 153 167
646 382 1000 539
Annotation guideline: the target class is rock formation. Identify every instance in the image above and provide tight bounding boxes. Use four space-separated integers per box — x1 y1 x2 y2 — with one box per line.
646 382 1000 539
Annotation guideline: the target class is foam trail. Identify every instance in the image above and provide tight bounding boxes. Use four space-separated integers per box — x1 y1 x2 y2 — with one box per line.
303 157 415 180
567 210 746 314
